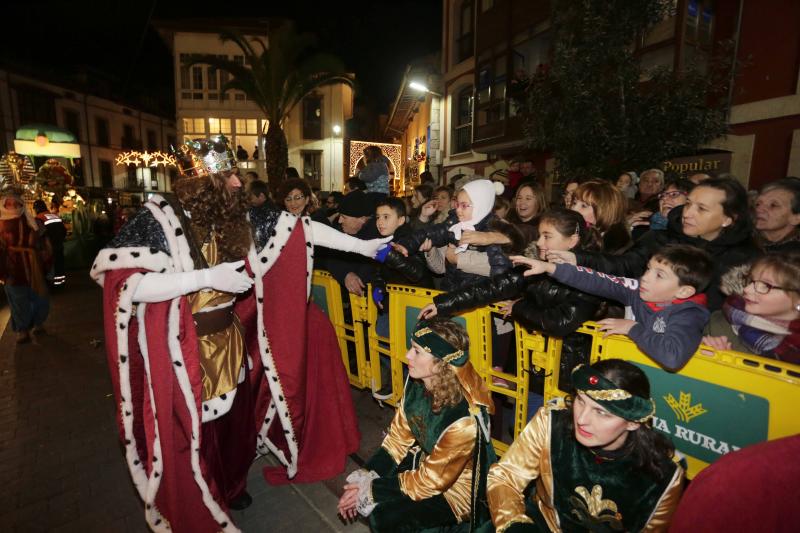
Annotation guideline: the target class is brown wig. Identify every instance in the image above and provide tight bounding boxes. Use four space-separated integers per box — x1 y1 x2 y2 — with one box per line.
172 171 252 262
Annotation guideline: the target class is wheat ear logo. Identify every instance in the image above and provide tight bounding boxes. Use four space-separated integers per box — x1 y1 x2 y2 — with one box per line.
664 391 708 423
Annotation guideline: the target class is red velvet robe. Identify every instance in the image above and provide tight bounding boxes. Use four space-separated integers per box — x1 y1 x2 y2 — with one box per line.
91 197 360 532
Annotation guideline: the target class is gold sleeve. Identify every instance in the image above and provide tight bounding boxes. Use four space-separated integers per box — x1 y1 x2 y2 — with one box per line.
488 406 552 532
398 416 477 501
642 463 684 532
381 404 417 465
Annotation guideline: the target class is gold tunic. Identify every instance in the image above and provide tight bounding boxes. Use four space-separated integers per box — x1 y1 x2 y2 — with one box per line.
187 232 245 401
380 403 478 521
487 403 684 532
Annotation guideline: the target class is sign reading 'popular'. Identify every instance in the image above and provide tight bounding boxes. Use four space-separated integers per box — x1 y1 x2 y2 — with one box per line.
634 363 769 464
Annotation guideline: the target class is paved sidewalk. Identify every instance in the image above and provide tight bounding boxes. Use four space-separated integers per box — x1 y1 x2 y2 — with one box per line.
0 273 391 532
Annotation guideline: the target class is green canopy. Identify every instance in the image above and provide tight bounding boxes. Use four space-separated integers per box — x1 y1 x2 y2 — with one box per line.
15 124 78 143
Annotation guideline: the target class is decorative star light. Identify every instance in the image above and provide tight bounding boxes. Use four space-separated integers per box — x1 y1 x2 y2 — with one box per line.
115 150 177 168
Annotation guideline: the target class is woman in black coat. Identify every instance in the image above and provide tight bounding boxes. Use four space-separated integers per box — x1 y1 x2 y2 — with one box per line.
547 178 758 311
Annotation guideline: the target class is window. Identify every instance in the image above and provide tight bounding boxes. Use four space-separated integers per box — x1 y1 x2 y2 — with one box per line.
183 118 205 135
167 135 177 150
179 53 191 99
146 129 157 151
126 165 140 189
95 117 110 146
452 87 473 154
208 118 231 134
303 96 322 140
122 124 136 149
63 108 81 140
235 119 259 135
456 0 474 63
301 151 322 185
99 159 113 188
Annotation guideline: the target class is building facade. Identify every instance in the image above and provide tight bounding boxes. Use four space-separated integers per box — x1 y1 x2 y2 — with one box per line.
0 68 177 196
438 0 800 191
157 22 353 192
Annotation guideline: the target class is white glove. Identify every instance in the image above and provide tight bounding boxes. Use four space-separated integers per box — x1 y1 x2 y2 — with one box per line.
200 260 254 294
345 469 379 517
132 260 253 303
310 220 392 258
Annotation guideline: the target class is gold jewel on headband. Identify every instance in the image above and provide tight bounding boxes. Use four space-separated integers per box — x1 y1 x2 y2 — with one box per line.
579 388 633 401
442 350 465 364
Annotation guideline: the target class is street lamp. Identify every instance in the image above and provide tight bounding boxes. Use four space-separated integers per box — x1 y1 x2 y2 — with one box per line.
409 81 442 97
332 124 342 135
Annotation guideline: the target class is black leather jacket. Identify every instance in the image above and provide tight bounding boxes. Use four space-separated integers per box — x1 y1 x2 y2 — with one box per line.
395 211 523 292
433 267 601 338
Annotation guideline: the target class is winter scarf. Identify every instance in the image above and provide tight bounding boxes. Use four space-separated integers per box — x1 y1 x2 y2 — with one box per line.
723 294 800 363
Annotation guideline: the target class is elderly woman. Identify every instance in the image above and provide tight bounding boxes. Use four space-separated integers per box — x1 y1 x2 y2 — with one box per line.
487 359 683 532
338 318 495 531
0 188 50 343
753 178 800 253
702 251 800 364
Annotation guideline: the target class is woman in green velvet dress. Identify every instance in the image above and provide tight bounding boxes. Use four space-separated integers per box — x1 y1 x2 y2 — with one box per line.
487 360 683 532
338 318 496 532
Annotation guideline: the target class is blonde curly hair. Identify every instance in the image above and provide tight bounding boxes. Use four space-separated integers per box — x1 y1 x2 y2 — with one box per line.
421 318 469 411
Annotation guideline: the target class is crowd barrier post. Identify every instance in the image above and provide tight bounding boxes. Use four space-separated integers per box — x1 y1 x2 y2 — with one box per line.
310 270 371 388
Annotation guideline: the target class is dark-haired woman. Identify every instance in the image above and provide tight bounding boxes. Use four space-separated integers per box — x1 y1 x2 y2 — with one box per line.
278 177 313 216
487 359 683 532
549 178 758 311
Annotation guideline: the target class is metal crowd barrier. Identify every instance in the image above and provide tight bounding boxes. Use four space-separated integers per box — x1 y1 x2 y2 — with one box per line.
310 271 800 478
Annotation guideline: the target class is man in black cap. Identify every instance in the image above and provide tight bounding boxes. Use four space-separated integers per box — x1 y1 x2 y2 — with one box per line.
323 191 380 296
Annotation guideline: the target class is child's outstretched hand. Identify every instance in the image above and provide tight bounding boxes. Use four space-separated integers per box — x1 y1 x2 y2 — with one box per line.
597 318 636 338
418 303 438 319
544 250 577 265
509 255 555 276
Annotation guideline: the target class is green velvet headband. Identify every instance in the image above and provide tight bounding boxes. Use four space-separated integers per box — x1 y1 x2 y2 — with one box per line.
410 320 469 367
571 365 655 422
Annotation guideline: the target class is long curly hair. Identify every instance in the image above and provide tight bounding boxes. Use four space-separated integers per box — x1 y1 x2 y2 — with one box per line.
172 172 252 262
421 318 469 411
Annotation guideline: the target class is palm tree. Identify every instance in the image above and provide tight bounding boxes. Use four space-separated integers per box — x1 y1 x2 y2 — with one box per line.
185 21 353 193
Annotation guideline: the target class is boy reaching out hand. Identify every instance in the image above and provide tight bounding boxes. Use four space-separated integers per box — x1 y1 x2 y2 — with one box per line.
510 244 714 371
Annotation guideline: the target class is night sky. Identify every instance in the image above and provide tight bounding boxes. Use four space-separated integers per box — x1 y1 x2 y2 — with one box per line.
2 0 441 117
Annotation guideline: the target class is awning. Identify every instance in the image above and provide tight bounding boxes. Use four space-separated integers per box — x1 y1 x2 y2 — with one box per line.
14 123 81 158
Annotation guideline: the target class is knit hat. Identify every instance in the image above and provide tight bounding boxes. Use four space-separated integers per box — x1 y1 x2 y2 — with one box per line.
449 179 504 251
338 191 374 218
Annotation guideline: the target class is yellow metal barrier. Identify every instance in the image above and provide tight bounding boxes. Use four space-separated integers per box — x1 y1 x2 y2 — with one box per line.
310 270 371 388
314 270 800 479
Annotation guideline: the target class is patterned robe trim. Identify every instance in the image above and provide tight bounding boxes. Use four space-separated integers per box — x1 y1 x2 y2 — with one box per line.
247 211 314 478
90 194 240 533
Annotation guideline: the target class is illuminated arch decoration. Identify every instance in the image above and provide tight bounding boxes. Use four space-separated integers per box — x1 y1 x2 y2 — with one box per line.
349 140 403 191
115 150 177 168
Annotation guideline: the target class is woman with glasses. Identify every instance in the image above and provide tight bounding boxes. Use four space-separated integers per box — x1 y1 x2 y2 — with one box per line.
702 251 800 363
278 177 312 216
631 178 695 241
548 178 758 311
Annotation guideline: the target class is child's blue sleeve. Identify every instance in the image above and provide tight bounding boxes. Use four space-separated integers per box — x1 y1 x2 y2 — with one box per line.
627 306 710 371
551 263 638 305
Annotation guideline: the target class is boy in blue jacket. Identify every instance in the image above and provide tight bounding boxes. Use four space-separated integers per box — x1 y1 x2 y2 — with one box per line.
510 244 714 371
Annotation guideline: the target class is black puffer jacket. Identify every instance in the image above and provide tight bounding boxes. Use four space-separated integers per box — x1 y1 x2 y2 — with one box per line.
433 257 602 392
396 211 525 291
574 205 757 311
